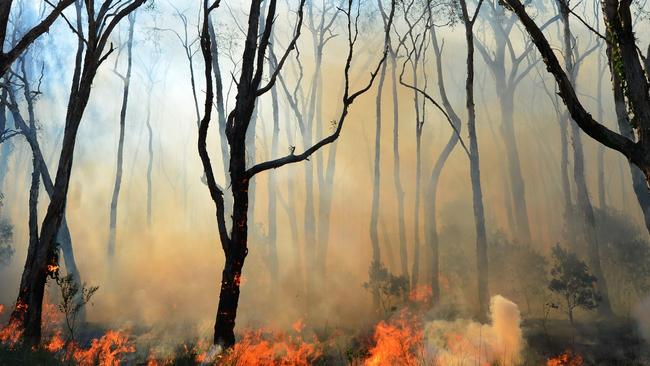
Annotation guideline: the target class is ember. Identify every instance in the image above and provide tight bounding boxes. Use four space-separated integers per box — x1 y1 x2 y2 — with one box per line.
547 350 584 366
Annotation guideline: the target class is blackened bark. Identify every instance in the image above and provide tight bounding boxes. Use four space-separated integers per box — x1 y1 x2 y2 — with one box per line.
0 0 76 76
13 0 146 345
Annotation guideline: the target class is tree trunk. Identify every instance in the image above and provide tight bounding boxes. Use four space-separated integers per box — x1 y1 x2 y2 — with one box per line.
213 179 249 348
13 0 145 344
426 24 462 303
108 13 136 259
369 53 388 308
388 53 409 281
499 90 532 244
145 82 153 227
411 64 423 288
559 1 612 316
266 38 280 287
607 44 650 234
460 0 489 317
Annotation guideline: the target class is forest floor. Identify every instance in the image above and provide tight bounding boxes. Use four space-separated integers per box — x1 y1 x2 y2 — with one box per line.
1 317 649 365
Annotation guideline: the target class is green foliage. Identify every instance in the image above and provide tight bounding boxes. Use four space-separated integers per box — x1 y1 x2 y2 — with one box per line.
548 244 600 323
363 261 408 315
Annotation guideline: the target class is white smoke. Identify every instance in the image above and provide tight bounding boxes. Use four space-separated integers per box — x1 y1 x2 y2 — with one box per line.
633 295 650 343
424 295 524 366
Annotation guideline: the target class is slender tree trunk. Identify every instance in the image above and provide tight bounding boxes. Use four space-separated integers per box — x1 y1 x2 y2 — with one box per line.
145 84 153 227
266 39 280 287
369 53 388 308
108 13 136 259
559 1 612 315
411 67 422 288
388 53 409 281
499 89 532 244
596 48 607 209
460 0 488 316
0 85 11 193
426 25 461 303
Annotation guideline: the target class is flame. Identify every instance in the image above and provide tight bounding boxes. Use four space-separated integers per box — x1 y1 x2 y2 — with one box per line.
72 330 135 366
547 350 584 366
234 274 247 286
45 330 65 352
214 328 321 365
146 352 173 366
0 303 5 315
292 319 305 333
364 312 424 366
408 285 433 303
46 264 60 275
0 319 23 348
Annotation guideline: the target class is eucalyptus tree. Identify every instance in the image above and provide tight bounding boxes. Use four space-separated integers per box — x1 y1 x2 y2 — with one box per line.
473 0 551 244
107 11 137 260
7 0 146 346
555 0 612 315
398 0 484 313
503 0 650 227
198 0 392 348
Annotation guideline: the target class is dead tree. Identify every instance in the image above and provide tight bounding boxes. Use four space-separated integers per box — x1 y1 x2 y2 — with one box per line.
502 0 650 237
8 0 146 346
107 11 136 260
198 0 390 348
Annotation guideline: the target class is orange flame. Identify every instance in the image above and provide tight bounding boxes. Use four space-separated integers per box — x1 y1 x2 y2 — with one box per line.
72 330 135 366
0 319 23 348
217 328 321 365
46 264 60 275
45 330 65 353
547 350 584 366
292 319 305 334
0 303 5 315
364 313 423 366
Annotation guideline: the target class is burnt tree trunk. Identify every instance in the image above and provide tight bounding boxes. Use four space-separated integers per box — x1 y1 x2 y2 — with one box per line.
10 0 145 345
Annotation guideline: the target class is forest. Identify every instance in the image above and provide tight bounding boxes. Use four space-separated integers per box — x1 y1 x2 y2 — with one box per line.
0 0 649 364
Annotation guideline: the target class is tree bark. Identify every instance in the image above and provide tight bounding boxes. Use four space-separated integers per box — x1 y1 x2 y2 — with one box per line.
11 0 145 345
369 51 388 308
108 12 136 259
460 0 489 317
557 0 612 316
425 24 462 303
